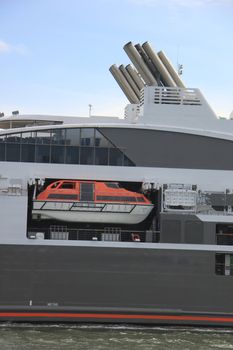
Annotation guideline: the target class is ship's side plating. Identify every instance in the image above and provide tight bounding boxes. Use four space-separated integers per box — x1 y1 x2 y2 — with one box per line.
1 41 233 326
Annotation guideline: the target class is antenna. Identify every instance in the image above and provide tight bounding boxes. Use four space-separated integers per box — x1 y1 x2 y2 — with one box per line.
177 45 183 76
88 104 92 117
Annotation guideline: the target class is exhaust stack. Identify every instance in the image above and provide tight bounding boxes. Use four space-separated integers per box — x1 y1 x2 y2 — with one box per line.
123 42 157 86
135 43 161 85
158 50 185 88
109 64 139 104
125 64 145 91
119 64 141 99
142 41 177 87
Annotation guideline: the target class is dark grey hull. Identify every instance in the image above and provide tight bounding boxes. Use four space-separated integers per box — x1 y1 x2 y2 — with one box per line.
1 244 233 326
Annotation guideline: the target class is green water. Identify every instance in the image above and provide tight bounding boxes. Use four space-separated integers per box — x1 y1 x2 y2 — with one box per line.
1 324 233 350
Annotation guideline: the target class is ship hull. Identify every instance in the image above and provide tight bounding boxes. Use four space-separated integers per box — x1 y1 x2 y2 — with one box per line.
1 243 233 326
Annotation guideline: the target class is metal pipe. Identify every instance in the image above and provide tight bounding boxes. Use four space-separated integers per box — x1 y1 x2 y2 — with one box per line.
142 41 177 87
135 44 161 85
125 64 145 91
123 42 157 86
109 64 140 104
119 64 141 99
158 50 186 88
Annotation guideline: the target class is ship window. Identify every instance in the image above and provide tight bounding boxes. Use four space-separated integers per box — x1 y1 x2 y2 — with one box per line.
65 146 79 164
0 143 5 161
59 182 75 189
51 129 66 145
80 147 94 164
48 193 78 200
80 128 95 147
109 148 123 166
51 182 60 188
66 128 80 146
21 144 35 162
124 155 134 167
6 144 20 162
216 253 233 276
0 127 135 167
51 145 65 163
21 131 36 144
137 197 146 202
95 129 110 148
95 148 108 165
97 195 136 202
35 145 50 163
6 133 21 143
36 130 51 144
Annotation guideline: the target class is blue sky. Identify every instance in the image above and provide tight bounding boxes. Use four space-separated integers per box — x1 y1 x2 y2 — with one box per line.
0 0 232 118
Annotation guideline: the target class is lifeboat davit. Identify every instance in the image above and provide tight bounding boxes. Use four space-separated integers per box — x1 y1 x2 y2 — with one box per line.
32 180 154 224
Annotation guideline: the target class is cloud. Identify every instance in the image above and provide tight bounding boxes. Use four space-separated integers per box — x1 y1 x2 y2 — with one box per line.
128 0 232 7
0 40 28 55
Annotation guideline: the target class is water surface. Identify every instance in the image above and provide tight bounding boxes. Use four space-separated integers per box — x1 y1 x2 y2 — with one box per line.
1 323 233 350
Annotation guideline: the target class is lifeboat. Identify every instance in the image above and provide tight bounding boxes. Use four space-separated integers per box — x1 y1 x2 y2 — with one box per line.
32 180 154 224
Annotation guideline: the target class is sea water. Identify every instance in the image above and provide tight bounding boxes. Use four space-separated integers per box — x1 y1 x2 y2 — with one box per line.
1 323 233 350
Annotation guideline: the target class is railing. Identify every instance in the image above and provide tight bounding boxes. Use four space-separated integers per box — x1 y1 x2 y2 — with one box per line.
28 227 160 243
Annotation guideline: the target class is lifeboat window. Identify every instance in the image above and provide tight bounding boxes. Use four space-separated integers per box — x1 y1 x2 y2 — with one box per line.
48 193 78 200
59 182 75 189
136 197 146 202
97 195 136 202
105 183 119 188
51 182 60 189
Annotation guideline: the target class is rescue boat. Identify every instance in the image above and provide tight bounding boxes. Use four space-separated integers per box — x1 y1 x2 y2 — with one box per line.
32 180 153 224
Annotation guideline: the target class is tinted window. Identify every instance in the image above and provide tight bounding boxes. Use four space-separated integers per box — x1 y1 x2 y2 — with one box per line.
51 145 65 163
35 145 50 163
97 196 136 202
6 133 21 143
51 129 66 145
80 128 94 146
59 182 75 189
95 148 108 165
21 144 35 162
95 129 110 147
6 144 20 161
22 131 36 144
137 197 145 202
48 193 78 200
65 146 79 164
109 148 123 166
80 147 94 164
36 130 51 144
66 129 80 146
0 143 5 161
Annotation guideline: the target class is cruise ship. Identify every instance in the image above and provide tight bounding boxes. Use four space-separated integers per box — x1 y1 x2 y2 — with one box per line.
1 41 233 326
